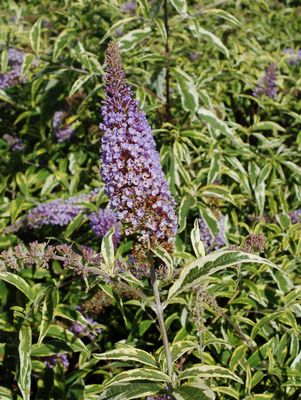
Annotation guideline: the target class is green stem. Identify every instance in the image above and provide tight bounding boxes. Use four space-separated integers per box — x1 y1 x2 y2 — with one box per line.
150 264 173 381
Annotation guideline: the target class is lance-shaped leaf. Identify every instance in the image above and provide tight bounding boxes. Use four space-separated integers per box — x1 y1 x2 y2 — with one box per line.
174 67 199 113
29 18 42 54
101 226 115 275
167 251 280 302
0 272 34 301
38 287 58 345
178 195 194 233
173 384 214 400
197 108 232 137
46 325 88 353
119 27 152 52
177 364 243 384
151 245 174 278
170 0 187 15
99 382 163 400
198 27 229 57
18 322 32 400
191 219 205 258
159 340 197 370
103 368 170 389
93 345 157 368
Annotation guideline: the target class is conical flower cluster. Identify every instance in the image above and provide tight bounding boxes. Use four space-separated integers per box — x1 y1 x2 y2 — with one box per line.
100 42 177 250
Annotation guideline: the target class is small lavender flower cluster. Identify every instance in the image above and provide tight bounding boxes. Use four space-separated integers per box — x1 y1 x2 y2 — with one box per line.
44 353 69 369
26 193 93 229
70 314 102 341
89 209 121 245
100 42 177 251
283 48 301 65
289 209 301 224
120 0 136 15
3 134 24 151
52 111 74 142
0 48 25 90
199 214 226 252
253 63 277 99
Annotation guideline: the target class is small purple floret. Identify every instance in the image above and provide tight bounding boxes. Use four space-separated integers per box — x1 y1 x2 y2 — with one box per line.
253 63 277 99
52 111 75 142
199 214 226 252
289 209 301 224
0 48 25 90
89 209 121 245
3 134 24 151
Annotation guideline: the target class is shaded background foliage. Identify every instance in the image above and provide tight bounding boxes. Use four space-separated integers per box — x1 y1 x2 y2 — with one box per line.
0 0 301 399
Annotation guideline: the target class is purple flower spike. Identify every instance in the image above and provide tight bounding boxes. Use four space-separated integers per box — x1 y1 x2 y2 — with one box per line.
52 111 75 142
253 63 277 99
89 209 121 245
0 48 25 90
199 214 226 252
26 192 97 229
100 42 177 251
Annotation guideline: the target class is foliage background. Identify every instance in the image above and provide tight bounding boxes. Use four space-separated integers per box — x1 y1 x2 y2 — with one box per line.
0 0 301 399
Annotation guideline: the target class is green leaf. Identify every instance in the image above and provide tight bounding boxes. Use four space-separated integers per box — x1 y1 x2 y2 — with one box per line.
18 322 32 400
98 382 163 400
283 161 301 177
93 344 157 368
229 344 247 372
0 272 34 301
201 185 235 205
118 27 152 52
21 53 35 80
174 67 199 113
38 288 58 345
64 213 85 239
251 121 285 132
207 152 220 184
251 310 286 340
103 368 170 388
191 219 205 258
69 74 92 96
0 386 13 400
203 8 242 27
178 195 194 233
29 18 42 54
167 251 280 301
151 245 174 278
159 340 197 370
199 206 219 237
170 0 187 15
46 325 88 353
101 226 115 276
99 17 138 45
197 27 229 57
197 108 232 137
53 29 75 61
0 89 14 104
1 48 8 72
177 364 243 383
213 386 240 399
173 385 214 400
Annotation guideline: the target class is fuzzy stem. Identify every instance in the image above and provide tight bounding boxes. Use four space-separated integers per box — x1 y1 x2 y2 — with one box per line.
150 264 173 382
